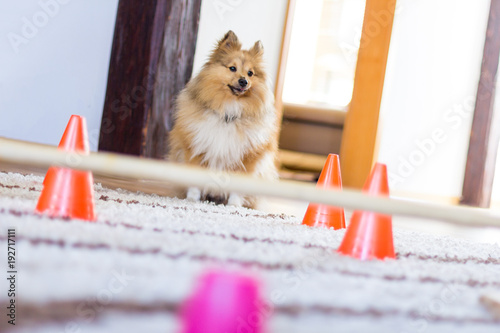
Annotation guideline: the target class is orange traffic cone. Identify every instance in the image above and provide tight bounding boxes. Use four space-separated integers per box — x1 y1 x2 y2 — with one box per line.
302 154 345 229
337 163 395 260
35 115 96 221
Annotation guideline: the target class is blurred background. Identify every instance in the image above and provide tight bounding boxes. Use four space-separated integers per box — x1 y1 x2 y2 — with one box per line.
0 0 499 216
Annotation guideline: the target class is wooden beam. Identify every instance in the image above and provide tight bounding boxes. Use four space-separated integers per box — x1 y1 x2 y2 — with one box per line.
3 137 500 228
461 0 500 208
98 0 168 156
274 0 296 118
98 0 201 158
339 0 396 189
145 0 202 159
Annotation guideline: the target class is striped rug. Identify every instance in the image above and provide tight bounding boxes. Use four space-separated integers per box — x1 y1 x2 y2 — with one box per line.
0 171 499 332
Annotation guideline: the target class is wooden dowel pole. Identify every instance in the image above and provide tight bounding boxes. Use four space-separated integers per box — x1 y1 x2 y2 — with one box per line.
0 137 499 228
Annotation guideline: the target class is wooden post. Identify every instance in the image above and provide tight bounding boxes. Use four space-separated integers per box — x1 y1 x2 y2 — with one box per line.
146 0 202 158
274 0 296 118
339 0 396 188
98 0 201 158
461 0 500 208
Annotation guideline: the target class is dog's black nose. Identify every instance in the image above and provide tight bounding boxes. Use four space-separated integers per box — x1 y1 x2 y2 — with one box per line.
238 78 248 87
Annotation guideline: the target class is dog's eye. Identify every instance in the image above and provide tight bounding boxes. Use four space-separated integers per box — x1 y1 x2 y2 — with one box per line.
229 66 237 72
248 71 254 77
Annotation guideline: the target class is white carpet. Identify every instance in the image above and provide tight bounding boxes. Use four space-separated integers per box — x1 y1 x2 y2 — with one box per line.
1 171 500 332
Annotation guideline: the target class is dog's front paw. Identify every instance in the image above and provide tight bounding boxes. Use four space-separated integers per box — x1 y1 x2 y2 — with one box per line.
227 192 244 207
186 187 202 201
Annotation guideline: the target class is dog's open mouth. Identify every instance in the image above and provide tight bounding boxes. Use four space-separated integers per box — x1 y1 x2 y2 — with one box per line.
228 85 248 96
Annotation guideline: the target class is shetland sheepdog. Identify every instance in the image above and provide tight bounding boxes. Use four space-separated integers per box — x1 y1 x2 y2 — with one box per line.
168 30 279 208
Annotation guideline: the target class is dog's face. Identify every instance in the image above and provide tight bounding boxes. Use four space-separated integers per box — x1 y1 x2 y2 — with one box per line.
204 31 266 97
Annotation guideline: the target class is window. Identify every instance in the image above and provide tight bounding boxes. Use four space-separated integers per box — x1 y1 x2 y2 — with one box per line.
282 0 366 109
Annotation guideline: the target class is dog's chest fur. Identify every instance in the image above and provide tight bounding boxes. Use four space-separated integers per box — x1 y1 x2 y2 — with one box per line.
187 101 270 170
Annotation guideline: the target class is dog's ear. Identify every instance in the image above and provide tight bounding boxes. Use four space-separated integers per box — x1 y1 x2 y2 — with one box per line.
249 40 264 57
217 30 242 52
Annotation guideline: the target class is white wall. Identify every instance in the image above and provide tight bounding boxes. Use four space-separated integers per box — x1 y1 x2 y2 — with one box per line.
192 0 288 90
0 0 119 152
378 0 491 201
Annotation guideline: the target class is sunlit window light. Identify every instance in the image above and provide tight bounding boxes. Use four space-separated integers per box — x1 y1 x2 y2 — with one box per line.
282 0 366 110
